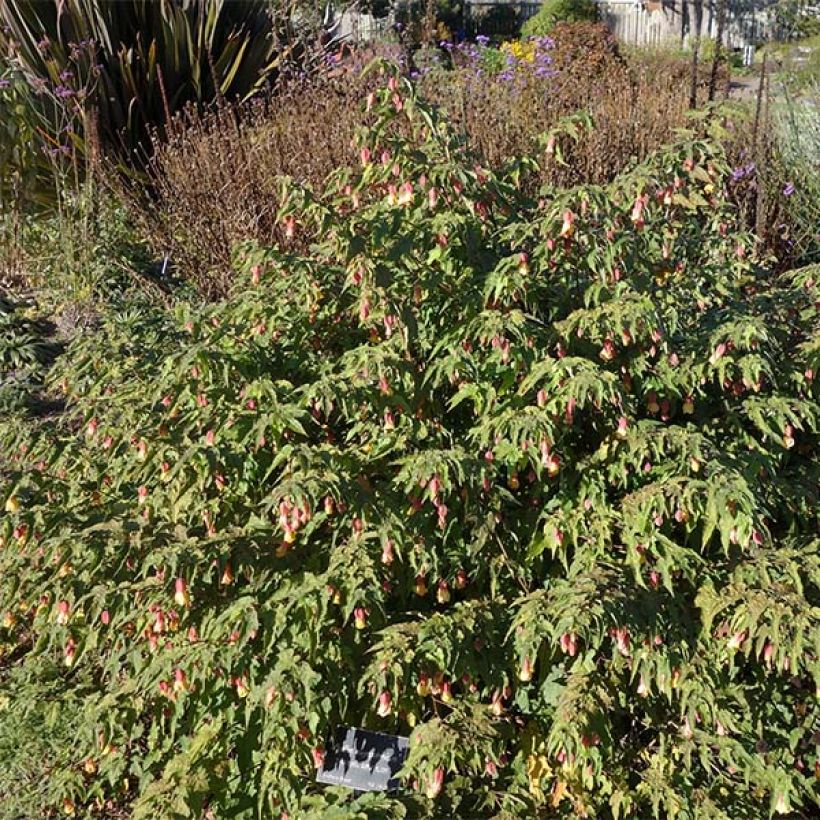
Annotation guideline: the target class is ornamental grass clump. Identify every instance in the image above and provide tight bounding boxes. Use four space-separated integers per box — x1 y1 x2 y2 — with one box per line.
0 65 817 818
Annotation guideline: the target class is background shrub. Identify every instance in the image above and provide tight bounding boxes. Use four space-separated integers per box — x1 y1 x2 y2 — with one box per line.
521 0 599 37
544 20 624 79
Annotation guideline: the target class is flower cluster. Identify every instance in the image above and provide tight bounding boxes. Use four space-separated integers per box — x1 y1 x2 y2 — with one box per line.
441 35 555 84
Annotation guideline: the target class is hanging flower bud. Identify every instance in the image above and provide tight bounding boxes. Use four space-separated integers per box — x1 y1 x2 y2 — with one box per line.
559 632 578 656
174 578 190 608
783 424 795 449
377 690 392 717
727 630 746 651
559 209 575 239
709 342 727 365
220 563 234 586
417 673 431 697
359 298 371 322
381 540 394 565
397 181 413 206
56 600 70 626
631 193 648 228
425 767 445 799
173 667 189 693
613 626 631 656
354 607 367 630
436 579 450 604
64 638 76 668
519 656 534 682
415 573 428 597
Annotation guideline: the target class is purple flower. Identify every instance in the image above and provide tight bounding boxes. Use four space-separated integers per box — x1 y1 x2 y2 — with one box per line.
783 182 795 197
53 84 74 99
0 78 10 89
475 35 490 47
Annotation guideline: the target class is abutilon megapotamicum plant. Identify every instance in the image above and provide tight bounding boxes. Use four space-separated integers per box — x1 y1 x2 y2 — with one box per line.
0 64 818 818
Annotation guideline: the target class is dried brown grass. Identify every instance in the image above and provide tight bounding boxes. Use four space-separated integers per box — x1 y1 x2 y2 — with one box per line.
134 26 734 297
133 75 369 296
423 23 728 189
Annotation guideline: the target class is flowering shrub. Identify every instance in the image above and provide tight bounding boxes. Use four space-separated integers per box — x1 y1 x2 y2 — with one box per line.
443 35 554 80
0 68 818 818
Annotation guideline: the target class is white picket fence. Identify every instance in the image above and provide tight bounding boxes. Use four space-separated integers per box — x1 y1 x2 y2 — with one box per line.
596 0 773 49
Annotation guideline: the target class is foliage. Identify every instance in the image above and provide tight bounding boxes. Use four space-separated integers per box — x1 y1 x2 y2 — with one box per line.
521 0 598 38
766 81 820 265
0 296 59 415
722 77 820 271
770 0 820 39
0 0 305 162
0 63 44 211
765 35 820 92
0 69 818 818
12 185 153 307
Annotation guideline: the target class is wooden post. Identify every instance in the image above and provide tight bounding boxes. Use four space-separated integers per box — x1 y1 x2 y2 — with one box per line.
708 0 727 101
688 0 704 108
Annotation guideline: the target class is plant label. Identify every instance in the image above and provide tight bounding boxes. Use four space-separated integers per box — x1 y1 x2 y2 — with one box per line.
316 726 409 792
